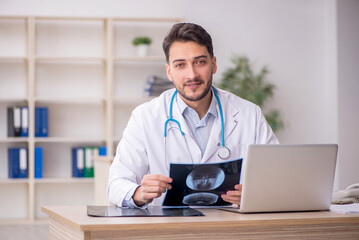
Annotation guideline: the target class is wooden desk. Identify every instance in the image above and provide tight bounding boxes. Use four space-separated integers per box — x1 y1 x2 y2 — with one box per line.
42 206 359 240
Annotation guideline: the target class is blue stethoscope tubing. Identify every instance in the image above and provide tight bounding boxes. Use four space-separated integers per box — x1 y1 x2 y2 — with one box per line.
164 86 230 161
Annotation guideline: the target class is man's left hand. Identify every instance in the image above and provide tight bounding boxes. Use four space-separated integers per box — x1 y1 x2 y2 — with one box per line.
221 184 242 206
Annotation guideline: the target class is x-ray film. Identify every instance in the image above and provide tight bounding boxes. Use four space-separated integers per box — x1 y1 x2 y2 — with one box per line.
163 158 243 207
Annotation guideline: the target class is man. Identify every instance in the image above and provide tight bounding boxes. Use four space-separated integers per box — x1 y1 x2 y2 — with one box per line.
108 23 278 208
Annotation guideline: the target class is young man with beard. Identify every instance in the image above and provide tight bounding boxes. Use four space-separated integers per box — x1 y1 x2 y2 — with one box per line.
108 23 278 208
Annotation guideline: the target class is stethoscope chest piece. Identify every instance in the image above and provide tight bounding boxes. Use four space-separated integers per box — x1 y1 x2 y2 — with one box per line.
218 146 230 159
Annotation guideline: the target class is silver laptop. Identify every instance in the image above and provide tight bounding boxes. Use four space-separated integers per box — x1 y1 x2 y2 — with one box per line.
236 144 338 213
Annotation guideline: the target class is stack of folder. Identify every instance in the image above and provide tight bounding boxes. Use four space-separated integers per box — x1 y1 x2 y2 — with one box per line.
7 147 43 179
144 75 174 96
72 146 106 178
7 106 48 138
8 147 28 178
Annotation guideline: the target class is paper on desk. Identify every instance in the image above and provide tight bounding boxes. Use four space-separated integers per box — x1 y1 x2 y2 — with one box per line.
330 203 359 214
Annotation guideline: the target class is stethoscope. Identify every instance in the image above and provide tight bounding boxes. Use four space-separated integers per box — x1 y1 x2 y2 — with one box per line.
164 86 230 164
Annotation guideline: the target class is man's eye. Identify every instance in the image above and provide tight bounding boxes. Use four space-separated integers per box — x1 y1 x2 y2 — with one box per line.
175 63 184 68
196 60 206 65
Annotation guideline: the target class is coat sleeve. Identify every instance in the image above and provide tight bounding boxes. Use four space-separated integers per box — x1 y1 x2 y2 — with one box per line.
107 107 149 207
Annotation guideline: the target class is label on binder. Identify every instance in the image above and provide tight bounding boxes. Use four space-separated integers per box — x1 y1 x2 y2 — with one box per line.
19 148 27 170
85 148 93 168
77 149 84 170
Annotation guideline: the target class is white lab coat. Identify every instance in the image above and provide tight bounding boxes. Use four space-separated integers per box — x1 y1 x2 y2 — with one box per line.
108 87 279 207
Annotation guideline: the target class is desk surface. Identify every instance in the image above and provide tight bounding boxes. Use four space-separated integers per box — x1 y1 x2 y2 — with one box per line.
42 205 359 232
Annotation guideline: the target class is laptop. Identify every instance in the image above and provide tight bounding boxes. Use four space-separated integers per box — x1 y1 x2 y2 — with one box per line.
224 144 338 213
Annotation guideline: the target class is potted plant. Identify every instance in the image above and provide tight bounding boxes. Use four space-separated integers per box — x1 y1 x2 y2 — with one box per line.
132 36 152 57
217 55 284 132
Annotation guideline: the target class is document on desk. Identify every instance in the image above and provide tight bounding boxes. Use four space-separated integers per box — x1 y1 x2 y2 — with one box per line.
163 158 243 207
87 206 204 217
330 203 359 214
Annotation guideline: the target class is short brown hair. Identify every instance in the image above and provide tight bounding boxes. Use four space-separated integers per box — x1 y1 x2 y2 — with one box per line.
162 23 214 63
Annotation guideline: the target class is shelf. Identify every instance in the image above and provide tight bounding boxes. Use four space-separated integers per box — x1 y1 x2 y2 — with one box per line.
113 96 154 106
35 97 104 105
36 16 105 21
114 56 165 63
0 138 29 143
0 218 35 224
0 57 27 62
35 137 106 143
0 178 29 184
34 178 94 184
35 56 104 63
0 97 28 103
113 17 183 23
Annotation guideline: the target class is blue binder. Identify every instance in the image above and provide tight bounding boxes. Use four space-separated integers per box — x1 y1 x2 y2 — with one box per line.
41 107 48 137
35 147 43 178
8 147 28 178
8 148 20 178
35 107 41 137
72 147 84 177
99 146 107 156
35 107 49 137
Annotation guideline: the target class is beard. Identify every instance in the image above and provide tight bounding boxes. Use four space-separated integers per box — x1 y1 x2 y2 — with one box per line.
173 75 213 102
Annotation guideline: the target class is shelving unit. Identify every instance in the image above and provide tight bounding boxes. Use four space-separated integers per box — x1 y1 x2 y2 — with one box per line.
0 16 181 222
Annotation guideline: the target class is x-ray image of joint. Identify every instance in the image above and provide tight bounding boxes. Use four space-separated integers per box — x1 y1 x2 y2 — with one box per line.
186 165 225 191
182 192 218 206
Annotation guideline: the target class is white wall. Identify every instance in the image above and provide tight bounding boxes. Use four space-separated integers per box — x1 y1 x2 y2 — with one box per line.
183 0 338 145
1 0 357 189
337 0 359 190
0 0 185 18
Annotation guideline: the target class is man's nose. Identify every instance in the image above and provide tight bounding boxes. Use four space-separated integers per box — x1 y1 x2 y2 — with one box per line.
186 65 199 80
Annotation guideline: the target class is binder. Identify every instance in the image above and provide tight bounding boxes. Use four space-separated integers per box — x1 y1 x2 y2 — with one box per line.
84 147 95 178
99 146 107 156
18 148 28 178
41 107 48 137
35 107 49 137
35 147 43 178
8 148 20 178
35 107 41 137
21 106 29 137
7 107 15 137
72 147 84 177
8 147 28 178
13 107 21 137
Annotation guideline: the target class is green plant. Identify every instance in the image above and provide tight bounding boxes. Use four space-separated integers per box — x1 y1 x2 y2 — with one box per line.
132 36 152 46
217 55 284 132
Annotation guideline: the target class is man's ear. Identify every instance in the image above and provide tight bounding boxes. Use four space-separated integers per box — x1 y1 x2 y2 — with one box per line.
166 64 173 82
212 56 217 74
